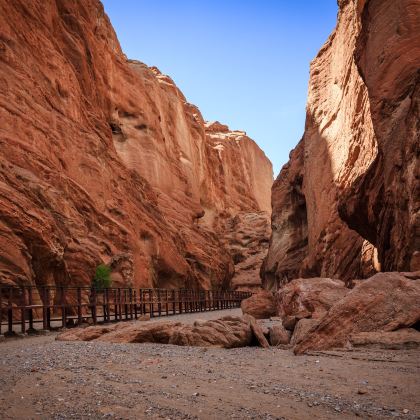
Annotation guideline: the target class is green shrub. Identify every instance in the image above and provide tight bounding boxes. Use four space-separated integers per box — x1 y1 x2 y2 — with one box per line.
92 264 112 289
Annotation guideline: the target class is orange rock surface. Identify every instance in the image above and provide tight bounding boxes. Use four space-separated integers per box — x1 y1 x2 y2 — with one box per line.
276 278 349 320
0 0 272 290
56 315 269 348
294 272 420 353
240 290 276 319
263 0 419 288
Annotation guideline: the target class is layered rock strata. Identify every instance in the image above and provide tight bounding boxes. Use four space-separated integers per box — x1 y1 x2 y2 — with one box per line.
0 0 272 290
263 0 419 288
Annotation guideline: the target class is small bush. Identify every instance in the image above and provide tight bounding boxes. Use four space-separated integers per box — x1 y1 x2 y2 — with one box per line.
92 264 112 289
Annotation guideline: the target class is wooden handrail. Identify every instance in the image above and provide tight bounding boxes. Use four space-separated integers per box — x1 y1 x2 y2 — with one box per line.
0 286 251 336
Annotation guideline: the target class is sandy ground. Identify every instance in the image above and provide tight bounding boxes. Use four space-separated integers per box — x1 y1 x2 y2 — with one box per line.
0 308 419 420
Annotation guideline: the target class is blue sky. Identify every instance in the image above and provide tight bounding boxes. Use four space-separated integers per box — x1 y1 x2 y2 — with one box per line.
102 0 338 175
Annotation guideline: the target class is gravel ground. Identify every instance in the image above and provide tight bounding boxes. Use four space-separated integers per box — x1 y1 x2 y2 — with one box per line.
0 308 419 419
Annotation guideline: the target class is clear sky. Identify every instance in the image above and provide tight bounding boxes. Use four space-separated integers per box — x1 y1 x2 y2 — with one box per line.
102 0 338 175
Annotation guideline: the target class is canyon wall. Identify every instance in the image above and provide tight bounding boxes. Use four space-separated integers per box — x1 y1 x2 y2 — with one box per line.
263 0 419 289
0 0 272 290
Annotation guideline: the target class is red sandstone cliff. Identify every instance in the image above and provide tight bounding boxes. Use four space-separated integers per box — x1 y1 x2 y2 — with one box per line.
0 0 272 290
263 0 419 288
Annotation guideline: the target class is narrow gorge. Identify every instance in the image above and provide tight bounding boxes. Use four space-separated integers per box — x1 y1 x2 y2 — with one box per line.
0 0 419 418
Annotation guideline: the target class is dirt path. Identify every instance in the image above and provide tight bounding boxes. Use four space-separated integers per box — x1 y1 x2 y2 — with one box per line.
0 309 419 419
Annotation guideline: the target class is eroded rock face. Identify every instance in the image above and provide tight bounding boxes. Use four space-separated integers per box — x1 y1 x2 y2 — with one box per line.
262 140 307 289
221 212 271 291
262 0 420 288
294 272 420 354
0 0 272 290
339 0 420 273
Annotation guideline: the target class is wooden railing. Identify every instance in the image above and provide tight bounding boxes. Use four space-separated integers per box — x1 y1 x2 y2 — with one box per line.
0 286 251 336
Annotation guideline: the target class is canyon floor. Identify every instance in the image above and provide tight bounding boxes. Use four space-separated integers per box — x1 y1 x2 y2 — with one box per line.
0 309 419 420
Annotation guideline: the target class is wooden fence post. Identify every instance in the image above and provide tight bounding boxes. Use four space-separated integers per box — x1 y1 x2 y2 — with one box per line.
141 289 145 315
172 290 176 315
7 288 13 335
118 289 123 321
133 290 138 319
46 288 51 330
92 288 97 325
129 289 133 319
20 287 26 334
28 287 34 332
77 287 82 325
123 289 127 320
105 288 110 322
61 286 66 328
157 289 162 317
148 290 153 317
113 289 117 321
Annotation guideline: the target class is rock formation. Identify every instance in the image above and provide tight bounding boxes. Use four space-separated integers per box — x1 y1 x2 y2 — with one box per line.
262 0 419 288
294 272 420 353
57 315 269 348
0 0 272 290
220 211 271 291
240 290 276 319
276 278 349 320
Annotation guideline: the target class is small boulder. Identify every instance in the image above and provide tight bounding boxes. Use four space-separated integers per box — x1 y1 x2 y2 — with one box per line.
241 290 276 319
170 317 253 348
